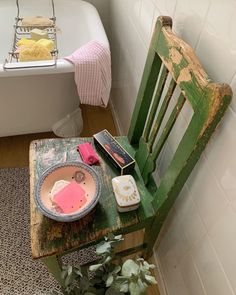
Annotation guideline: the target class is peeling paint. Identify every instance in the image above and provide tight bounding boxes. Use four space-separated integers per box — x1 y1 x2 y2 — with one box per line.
177 67 192 83
200 84 233 137
170 47 182 64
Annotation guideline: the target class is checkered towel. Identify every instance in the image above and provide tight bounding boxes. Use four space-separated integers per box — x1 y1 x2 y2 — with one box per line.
64 41 111 107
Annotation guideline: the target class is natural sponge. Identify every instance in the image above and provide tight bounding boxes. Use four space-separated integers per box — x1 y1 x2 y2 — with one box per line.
19 43 52 62
17 38 36 47
37 39 54 51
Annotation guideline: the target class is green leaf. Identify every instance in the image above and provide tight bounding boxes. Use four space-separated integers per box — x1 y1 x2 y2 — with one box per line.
138 279 147 293
136 258 144 262
119 281 129 293
105 287 122 295
89 264 103 272
80 276 91 291
68 265 73 276
121 260 139 277
61 269 68 280
113 265 121 274
96 241 111 255
129 280 147 295
116 275 130 281
129 282 142 295
106 274 114 287
104 256 112 264
144 274 157 285
143 261 155 270
90 277 103 285
64 272 74 288
74 268 83 277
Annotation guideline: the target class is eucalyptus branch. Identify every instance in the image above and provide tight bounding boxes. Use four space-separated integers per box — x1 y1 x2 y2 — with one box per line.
55 234 157 295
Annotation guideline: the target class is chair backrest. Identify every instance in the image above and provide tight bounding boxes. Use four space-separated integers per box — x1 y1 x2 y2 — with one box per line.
128 16 232 225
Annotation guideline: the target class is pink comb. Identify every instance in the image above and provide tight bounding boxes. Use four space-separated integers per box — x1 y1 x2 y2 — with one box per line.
77 142 99 165
53 181 87 214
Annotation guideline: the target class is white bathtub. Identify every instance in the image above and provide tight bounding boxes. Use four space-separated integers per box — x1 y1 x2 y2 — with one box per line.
0 0 109 137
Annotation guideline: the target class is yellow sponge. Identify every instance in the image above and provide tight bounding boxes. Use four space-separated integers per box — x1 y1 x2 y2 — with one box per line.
37 39 54 51
17 38 36 47
19 43 52 62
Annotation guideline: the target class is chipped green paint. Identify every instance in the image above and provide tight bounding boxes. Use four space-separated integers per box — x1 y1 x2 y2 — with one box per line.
30 137 154 260
128 15 232 254
148 78 176 145
143 66 169 141
30 16 232 286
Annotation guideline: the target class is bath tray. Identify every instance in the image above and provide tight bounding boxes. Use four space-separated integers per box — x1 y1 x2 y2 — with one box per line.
3 0 58 70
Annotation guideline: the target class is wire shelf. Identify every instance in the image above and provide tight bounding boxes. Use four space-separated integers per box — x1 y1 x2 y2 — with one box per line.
3 0 58 70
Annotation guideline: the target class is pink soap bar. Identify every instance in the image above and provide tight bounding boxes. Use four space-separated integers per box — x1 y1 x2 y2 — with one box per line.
53 181 87 214
77 142 99 165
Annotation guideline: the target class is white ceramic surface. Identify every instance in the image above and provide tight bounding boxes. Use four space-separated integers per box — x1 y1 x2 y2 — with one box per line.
35 161 101 222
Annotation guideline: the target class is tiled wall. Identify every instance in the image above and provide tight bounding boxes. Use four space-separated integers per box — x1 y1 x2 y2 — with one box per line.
106 1 236 295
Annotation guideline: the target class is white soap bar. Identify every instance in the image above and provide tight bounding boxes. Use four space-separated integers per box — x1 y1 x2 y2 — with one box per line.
51 180 70 196
30 28 48 41
112 175 140 212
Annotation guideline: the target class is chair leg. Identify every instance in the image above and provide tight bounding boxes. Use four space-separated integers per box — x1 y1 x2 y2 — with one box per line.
41 255 64 286
143 220 160 259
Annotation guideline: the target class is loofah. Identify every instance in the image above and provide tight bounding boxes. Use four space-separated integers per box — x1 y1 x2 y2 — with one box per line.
37 38 54 51
17 38 36 47
19 43 52 62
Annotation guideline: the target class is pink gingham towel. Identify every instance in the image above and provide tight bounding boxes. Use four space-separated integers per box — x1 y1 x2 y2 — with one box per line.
64 41 111 107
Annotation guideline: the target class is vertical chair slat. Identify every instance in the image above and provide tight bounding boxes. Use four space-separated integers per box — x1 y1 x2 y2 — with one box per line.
152 93 185 160
128 53 161 145
143 65 169 141
148 78 177 146
128 19 169 145
141 93 185 183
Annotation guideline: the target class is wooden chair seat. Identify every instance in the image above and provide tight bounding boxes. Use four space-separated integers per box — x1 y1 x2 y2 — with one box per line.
30 137 154 260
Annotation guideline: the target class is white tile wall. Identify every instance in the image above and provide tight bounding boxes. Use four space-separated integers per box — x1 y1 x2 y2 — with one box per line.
173 0 211 48
179 252 206 295
89 0 236 294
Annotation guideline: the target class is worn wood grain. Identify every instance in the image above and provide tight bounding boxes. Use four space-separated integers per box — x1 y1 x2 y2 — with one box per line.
30 137 154 259
128 15 232 251
29 16 232 294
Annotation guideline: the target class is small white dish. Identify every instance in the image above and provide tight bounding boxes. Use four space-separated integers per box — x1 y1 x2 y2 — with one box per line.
35 162 101 222
112 175 140 212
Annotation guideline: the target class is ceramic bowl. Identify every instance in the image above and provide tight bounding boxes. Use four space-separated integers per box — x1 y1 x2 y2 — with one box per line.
35 161 101 222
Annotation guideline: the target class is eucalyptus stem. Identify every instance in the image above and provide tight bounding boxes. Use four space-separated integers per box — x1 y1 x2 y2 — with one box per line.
56 235 157 295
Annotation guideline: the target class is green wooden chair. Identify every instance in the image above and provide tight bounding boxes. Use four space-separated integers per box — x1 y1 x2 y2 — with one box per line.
29 16 232 285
